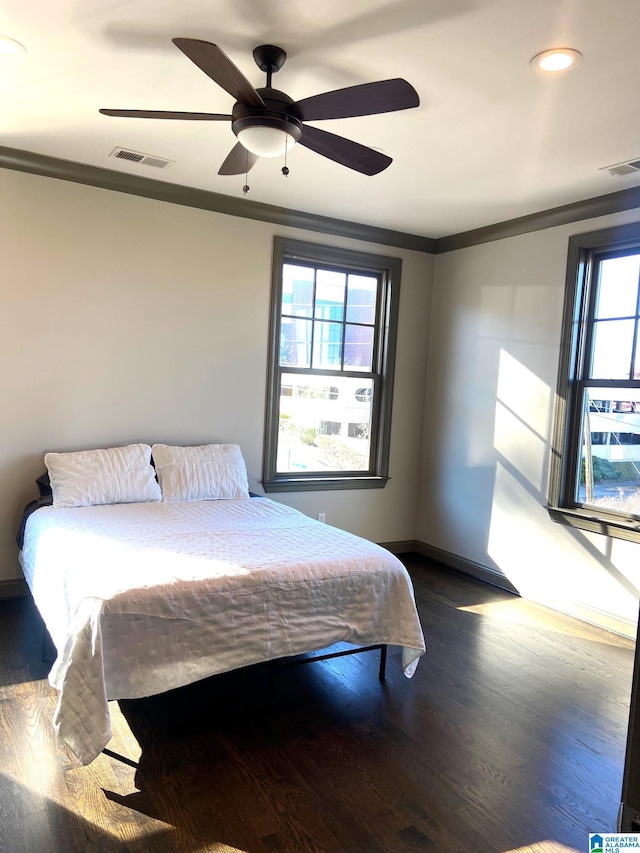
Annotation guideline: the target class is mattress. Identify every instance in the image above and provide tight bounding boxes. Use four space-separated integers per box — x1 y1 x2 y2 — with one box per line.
21 497 425 764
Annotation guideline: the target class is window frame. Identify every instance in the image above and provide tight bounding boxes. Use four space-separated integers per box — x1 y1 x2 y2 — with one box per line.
262 237 401 492
548 221 640 542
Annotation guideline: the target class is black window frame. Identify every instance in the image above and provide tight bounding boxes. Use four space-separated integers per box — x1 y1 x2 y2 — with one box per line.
262 237 401 492
549 221 640 542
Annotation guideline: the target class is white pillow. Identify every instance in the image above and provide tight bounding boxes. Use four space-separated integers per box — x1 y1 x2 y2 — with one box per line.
45 444 161 509
152 443 250 502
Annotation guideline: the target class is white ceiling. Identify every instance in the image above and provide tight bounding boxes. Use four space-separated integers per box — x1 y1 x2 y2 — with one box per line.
1 0 640 240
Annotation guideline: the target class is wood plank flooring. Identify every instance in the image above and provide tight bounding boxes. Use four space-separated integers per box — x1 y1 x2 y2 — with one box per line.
0 555 634 852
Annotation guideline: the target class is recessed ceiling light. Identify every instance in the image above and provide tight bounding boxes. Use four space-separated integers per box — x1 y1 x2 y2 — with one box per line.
530 48 582 73
0 36 26 57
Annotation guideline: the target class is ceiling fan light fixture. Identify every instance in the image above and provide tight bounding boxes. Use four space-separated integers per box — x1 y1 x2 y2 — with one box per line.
236 125 297 158
530 48 582 73
0 36 26 57
232 100 303 159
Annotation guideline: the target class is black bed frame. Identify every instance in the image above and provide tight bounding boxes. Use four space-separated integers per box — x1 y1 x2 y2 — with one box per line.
102 644 387 768
271 643 387 682
40 619 387 768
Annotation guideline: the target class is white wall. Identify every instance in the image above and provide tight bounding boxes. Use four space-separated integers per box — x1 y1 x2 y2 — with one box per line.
417 209 640 634
0 167 433 583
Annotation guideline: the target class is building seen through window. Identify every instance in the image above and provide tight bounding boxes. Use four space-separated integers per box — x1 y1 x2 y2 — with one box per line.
278 265 377 474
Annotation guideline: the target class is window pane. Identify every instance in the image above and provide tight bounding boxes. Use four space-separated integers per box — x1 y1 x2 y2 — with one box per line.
277 373 373 473
315 269 346 321
312 321 343 370
577 386 640 514
282 264 314 318
346 274 377 324
265 238 401 491
344 324 374 371
590 318 634 379
595 255 640 319
280 317 311 367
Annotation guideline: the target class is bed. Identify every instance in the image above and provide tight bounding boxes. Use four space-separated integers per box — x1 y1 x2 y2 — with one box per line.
19 442 426 765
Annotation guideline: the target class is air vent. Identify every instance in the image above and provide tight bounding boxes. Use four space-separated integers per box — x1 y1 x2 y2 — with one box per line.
114 149 144 163
600 158 640 177
109 147 173 168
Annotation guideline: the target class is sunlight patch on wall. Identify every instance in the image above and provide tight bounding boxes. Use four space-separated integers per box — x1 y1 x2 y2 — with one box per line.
487 461 570 598
489 462 640 624
496 349 551 439
483 348 552 491
607 536 640 594
494 400 547 492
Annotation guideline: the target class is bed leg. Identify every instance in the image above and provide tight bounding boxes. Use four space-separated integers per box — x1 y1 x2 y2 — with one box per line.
379 645 387 681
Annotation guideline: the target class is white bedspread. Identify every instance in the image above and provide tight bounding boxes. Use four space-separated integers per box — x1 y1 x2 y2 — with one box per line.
21 497 425 765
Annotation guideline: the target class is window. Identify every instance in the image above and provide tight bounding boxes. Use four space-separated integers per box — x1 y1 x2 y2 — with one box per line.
549 222 640 541
263 237 401 491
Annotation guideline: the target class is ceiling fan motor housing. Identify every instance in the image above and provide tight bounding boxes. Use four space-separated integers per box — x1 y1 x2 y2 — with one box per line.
252 45 287 75
231 88 303 145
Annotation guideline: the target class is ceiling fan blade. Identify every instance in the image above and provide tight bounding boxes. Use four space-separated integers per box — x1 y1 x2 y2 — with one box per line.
99 109 232 121
293 79 419 121
298 125 392 176
172 38 265 107
218 143 259 176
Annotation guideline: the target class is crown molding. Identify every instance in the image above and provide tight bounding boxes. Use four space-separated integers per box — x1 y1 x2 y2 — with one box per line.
433 184 640 253
4 144 640 256
0 145 435 254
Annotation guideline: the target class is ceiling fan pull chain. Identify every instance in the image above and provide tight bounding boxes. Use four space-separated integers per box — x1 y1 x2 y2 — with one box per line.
243 148 250 195
282 133 290 177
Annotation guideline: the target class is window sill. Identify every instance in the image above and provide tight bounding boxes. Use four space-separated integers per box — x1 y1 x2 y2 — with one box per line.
263 475 389 493
547 504 640 543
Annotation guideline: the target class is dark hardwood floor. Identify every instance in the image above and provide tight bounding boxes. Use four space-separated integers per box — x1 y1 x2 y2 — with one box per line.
0 555 634 852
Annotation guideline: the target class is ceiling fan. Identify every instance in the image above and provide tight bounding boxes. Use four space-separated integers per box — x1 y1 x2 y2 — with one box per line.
100 39 420 177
